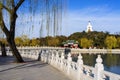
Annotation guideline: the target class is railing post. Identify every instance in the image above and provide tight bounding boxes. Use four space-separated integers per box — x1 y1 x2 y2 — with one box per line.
77 53 83 80
45 50 49 63
67 53 72 75
36 50 39 59
46 50 49 63
60 52 64 70
51 50 54 65
43 50 46 62
47 50 51 64
94 55 104 80
55 51 59 67
41 50 44 62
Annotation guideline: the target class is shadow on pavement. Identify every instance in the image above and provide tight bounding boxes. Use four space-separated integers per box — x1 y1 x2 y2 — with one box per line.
0 56 48 72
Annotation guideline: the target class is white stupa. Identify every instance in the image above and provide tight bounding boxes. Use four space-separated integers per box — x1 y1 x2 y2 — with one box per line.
86 21 93 32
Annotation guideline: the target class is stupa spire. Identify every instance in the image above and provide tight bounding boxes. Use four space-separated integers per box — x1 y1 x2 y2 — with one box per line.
86 21 93 32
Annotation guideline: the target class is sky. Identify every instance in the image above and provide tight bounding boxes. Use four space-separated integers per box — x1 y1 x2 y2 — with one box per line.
62 0 120 36
10 0 120 38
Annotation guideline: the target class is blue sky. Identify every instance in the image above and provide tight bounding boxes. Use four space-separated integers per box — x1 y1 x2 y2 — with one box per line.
62 0 120 36
14 0 120 38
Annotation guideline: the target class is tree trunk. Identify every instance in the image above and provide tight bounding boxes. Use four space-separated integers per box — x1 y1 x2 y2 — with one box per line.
0 41 7 57
7 37 24 63
0 0 25 63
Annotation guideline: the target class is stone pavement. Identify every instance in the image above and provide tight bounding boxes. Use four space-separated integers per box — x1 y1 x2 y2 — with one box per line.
0 56 71 80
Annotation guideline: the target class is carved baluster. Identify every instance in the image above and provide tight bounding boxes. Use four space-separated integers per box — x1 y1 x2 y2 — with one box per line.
55 51 59 67
60 52 64 70
43 50 46 62
41 50 43 62
77 53 83 80
94 55 104 80
67 53 72 75
48 50 51 64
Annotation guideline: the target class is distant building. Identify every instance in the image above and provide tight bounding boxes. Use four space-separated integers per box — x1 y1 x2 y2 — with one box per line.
86 21 93 32
62 40 79 48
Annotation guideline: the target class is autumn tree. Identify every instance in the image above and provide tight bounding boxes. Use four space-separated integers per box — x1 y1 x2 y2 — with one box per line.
104 36 117 49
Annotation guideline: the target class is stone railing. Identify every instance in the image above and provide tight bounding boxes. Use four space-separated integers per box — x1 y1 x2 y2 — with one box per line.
40 49 120 80
0 47 120 80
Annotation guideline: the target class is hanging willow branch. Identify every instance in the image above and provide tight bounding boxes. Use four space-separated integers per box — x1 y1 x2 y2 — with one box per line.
39 0 65 37
0 0 66 38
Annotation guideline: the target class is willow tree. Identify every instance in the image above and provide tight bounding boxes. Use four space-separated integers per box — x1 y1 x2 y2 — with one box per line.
39 0 66 37
0 0 65 62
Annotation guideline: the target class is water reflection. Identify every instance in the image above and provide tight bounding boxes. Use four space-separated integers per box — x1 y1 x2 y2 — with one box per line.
72 54 120 75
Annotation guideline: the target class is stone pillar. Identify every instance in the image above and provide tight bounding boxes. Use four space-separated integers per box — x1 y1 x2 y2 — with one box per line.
47 50 51 64
60 52 64 70
36 50 40 60
94 55 104 80
45 50 49 63
55 51 59 67
45 50 48 63
41 50 44 62
67 53 72 75
51 50 54 65
77 53 83 80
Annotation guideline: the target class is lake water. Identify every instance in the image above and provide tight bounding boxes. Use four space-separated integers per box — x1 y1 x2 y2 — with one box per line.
72 54 120 75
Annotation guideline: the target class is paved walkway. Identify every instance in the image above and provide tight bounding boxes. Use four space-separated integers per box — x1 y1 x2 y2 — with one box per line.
0 56 71 80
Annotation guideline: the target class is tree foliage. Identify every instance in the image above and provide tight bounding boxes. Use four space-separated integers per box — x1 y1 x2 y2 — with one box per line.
15 37 23 46
47 37 59 46
30 38 40 46
80 38 93 48
13 31 120 49
69 31 109 48
117 37 120 48
104 36 117 49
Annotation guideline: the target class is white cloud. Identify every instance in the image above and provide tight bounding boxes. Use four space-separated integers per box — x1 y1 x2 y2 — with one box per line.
13 6 120 38
62 7 120 36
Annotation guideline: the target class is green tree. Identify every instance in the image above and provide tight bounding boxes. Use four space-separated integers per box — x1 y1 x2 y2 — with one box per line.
68 31 109 48
104 36 117 49
39 38 48 46
117 37 120 48
80 38 93 48
15 37 23 46
48 37 59 46
56 36 67 46
21 35 30 46
30 38 40 46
